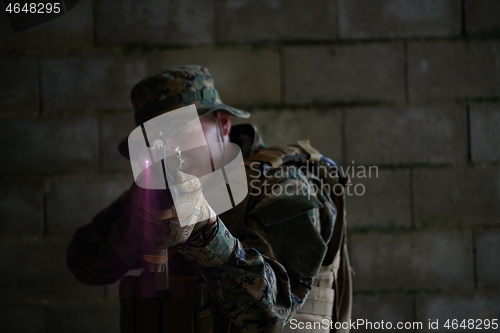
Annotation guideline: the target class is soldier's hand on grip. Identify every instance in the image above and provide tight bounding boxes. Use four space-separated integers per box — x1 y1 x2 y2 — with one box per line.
129 171 216 251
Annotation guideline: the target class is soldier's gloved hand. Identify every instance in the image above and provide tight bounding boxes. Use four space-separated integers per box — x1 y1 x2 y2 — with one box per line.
168 170 216 233
129 171 216 263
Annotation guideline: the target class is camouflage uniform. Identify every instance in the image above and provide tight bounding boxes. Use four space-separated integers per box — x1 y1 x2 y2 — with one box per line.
67 66 345 333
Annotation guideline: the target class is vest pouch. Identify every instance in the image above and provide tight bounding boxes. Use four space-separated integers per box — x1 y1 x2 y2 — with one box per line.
250 194 327 280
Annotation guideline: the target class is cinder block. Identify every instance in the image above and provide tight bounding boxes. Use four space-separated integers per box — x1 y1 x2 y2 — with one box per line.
350 231 473 291
95 0 212 46
0 304 45 333
41 53 149 111
417 294 500 332
470 102 500 163
47 302 120 333
217 0 336 42
408 41 500 102
100 114 136 172
160 48 280 107
46 177 131 235
231 108 342 163
351 295 414 332
284 44 405 104
465 0 500 36
345 105 468 165
0 181 43 236
413 168 500 228
0 58 38 115
0 242 102 300
339 0 461 39
0 117 98 174
346 169 411 230
0 0 92 50
476 230 500 289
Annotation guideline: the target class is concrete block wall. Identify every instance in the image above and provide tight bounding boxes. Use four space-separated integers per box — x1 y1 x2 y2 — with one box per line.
1 1 499 332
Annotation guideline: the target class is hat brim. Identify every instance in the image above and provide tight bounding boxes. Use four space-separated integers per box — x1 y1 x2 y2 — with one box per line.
197 104 251 119
117 104 251 159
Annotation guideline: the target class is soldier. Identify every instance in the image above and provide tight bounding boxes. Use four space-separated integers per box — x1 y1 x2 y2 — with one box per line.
67 65 352 332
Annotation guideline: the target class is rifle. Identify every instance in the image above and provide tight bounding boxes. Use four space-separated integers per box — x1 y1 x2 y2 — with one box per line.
138 146 186 300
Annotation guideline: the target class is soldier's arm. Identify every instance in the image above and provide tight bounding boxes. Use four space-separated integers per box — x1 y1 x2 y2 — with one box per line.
179 169 328 332
178 218 307 332
66 190 142 285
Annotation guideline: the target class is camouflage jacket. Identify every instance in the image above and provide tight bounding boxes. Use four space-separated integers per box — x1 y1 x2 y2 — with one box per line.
67 124 338 333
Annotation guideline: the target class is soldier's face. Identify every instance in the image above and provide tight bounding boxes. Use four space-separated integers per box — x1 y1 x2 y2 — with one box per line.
164 112 231 176
198 112 232 169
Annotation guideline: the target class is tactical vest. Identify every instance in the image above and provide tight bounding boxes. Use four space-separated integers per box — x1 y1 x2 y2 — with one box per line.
119 140 352 333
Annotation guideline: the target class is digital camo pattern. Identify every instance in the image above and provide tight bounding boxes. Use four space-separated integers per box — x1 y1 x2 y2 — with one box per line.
130 65 250 125
66 125 338 332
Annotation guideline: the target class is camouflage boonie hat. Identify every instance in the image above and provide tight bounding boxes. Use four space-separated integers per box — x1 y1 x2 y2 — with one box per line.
131 65 250 125
118 65 251 158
